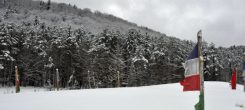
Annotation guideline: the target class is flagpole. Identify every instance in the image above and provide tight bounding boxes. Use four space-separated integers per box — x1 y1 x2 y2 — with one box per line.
15 66 20 93
195 30 204 110
198 30 204 95
56 68 59 91
243 52 245 92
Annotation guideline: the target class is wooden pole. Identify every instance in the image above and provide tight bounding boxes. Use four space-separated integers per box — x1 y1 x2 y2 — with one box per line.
243 52 245 92
92 71 96 88
88 70 91 88
56 68 59 91
197 30 204 93
117 71 120 87
198 30 204 110
15 66 20 93
243 78 245 92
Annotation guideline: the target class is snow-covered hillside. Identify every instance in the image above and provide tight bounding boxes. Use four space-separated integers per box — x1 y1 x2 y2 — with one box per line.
0 82 244 110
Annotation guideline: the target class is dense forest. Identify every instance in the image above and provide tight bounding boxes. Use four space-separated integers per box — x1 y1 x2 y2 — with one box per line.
0 0 244 89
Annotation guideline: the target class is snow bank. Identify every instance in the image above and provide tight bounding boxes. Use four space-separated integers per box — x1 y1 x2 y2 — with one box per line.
0 82 244 110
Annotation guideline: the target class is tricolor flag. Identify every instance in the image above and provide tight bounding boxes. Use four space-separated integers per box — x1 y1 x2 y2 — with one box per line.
231 68 236 90
180 30 204 110
180 44 200 91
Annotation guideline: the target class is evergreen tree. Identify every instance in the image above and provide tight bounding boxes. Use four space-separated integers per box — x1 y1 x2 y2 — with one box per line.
203 43 222 81
34 16 39 26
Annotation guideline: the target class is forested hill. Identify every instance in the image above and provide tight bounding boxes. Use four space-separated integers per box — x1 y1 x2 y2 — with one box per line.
0 0 165 37
0 0 244 88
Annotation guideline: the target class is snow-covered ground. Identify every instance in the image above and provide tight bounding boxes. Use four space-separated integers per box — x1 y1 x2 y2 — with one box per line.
0 86 48 94
0 81 244 110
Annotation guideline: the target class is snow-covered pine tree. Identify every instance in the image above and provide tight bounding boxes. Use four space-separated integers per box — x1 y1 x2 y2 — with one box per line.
203 43 223 81
87 29 124 87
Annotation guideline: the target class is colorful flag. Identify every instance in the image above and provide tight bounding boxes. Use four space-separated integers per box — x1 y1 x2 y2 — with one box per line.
180 44 200 91
194 30 204 110
231 68 237 90
180 30 204 110
244 60 245 72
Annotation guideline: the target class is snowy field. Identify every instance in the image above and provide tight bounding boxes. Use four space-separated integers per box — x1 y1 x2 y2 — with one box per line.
0 86 48 94
0 81 245 110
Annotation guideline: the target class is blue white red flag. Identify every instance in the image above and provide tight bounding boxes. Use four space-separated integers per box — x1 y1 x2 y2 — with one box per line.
180 44 200 91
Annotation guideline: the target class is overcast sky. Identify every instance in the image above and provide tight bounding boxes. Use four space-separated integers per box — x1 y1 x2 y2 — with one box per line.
50 0 245 47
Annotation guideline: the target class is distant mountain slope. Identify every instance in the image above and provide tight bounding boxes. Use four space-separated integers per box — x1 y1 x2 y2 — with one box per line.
0 0 166 38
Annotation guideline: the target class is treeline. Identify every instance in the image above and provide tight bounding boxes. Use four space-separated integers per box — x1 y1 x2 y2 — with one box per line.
1 21 244 89
0 22 192 88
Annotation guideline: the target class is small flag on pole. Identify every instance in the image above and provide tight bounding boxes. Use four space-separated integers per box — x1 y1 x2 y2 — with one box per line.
180 30 204 110
231 68 237 90
180 44 200 91
195 30 204 110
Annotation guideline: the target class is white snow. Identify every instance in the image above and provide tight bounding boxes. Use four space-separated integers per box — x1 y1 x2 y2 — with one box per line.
153 51 165 56
132 55 148 63
0 86 48 94
0 64 4 69
0 82 245 110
